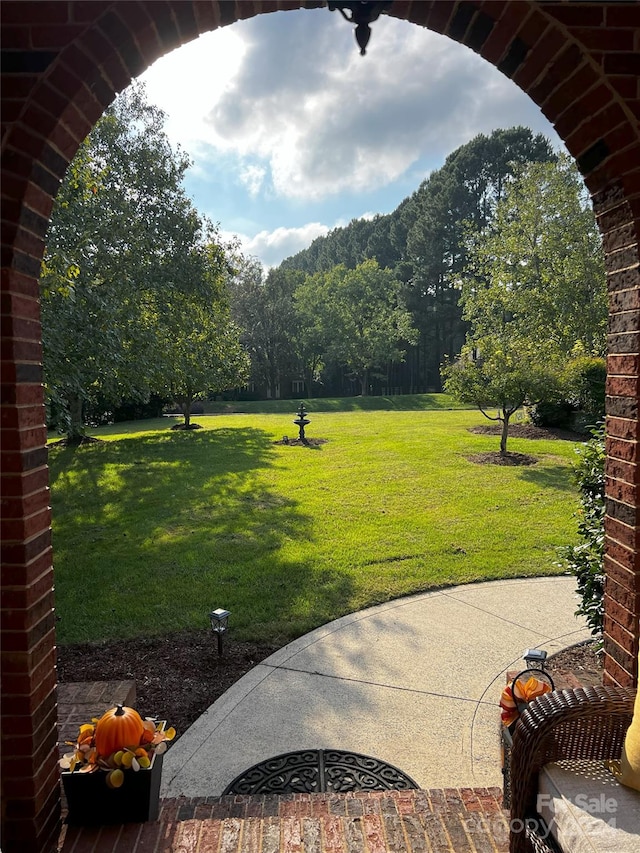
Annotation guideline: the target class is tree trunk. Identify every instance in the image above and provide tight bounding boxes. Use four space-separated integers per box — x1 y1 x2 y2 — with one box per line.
361 369 369 396
500 414 510 455
66 392 85 443
304 369 314 398
181 397 192 428
269 365 279 400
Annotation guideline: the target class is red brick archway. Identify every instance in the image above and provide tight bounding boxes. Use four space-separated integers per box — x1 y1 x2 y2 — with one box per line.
2 2 639 850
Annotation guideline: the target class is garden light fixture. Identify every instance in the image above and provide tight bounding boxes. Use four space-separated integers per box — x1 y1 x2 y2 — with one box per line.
210 608 230 656
523 648 548 670
328 1 392 55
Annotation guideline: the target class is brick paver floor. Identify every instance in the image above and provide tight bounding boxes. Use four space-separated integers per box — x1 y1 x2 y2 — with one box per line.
58 788 510 852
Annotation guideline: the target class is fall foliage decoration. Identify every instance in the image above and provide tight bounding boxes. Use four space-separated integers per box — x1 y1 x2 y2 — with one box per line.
500 675 552 728
60 706 176 789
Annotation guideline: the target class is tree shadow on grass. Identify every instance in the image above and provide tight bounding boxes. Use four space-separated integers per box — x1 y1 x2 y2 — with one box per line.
516 463 576 492
49 427 354 645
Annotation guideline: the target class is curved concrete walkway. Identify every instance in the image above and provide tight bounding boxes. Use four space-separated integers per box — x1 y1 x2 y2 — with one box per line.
162 576 590 798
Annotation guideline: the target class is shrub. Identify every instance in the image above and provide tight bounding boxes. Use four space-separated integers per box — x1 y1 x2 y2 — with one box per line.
86 394 168 425
528 400 574 428
112 395 168 423
561 424 605 643
563 356 606 417
528 357 606 432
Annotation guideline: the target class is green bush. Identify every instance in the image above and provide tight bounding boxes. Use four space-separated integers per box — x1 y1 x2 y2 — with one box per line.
528 400 575 428
561 424 605 642
563 356 606 417
528 357 606 432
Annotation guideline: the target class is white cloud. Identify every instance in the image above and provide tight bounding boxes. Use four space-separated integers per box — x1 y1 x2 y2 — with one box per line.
137 10 562 268
224 222 331 268
139 11 559 205
139 29 246 152
239 164 267 196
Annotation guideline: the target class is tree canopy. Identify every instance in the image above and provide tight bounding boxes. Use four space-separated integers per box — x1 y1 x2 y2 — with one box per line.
295 260 417 395
229 261 303 399
41 83 247 437
444 154 606 450
463 154 606 357
278 127 555 393
43 112 606 417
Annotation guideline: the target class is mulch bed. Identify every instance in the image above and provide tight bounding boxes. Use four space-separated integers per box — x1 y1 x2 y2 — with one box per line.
546 640 604 690
466 423 586 466
468 424 585 441
57 631 278 741
273 437 328 447
467 451 539 466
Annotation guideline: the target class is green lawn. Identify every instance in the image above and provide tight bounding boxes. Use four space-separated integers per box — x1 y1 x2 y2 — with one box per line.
49 400 582 646
200 392 468 414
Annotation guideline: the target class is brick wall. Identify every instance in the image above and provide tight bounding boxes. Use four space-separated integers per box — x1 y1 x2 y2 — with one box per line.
1 2 639 851
1 272 59 850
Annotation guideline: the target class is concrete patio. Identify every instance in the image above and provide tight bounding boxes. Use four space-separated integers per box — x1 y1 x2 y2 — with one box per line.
162 577 590 798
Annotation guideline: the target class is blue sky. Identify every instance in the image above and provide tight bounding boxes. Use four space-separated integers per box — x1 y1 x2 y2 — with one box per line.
139 8 562 268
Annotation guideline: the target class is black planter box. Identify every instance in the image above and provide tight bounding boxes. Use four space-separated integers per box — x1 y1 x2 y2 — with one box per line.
62 751 163 825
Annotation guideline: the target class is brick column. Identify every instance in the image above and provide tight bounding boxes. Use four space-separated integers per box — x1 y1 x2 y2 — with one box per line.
596 185 640 688
1 268 60 848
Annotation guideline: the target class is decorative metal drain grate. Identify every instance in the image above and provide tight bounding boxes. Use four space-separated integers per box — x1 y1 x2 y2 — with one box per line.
223 749 419 795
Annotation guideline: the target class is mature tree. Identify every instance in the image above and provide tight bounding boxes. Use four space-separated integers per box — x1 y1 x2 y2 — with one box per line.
281 217 391 275
41 83 211 438
401 127 555 390
229 261 303 398
299 260 417 395
445 154 606 452
444 339 560 454
156 296 249 428
142 237 249 427
228 252 265 344
292 274 333 397
278 127 554 393
465 154 606 357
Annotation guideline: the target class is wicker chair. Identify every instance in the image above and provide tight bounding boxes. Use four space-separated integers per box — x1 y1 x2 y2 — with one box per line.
508 684 636 853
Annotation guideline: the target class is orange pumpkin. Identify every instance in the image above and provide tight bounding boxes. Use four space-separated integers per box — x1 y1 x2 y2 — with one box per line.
94 705 144 758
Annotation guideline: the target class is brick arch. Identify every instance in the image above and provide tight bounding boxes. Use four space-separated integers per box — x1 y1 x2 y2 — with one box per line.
2 3 639 851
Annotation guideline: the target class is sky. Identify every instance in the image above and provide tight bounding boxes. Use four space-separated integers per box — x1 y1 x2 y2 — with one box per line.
138 8 562 268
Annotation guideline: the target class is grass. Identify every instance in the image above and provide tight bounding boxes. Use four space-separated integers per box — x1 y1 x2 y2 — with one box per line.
49 398 583 647
199 392 468 414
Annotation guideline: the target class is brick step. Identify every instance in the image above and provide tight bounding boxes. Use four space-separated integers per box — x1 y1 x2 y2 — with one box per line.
59 788 510 852
57 680 136 755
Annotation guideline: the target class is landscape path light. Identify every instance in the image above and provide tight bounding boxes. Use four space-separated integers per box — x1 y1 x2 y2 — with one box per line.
210 608 230 657
523 648 548 670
